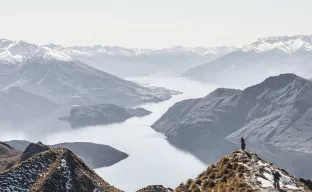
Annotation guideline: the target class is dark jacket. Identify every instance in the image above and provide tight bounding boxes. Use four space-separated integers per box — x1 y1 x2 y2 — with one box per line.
240 138 246 146
273 171 281 180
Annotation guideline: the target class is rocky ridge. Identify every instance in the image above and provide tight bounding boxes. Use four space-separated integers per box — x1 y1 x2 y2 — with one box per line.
0 147 123 192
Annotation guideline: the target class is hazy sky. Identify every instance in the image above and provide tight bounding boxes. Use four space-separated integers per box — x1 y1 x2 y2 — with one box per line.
0 0 311 48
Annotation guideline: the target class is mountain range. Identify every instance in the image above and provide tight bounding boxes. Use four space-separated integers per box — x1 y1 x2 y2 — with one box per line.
0 38 181 130
1 44 178 107
0 38 237 77
184 35 312 87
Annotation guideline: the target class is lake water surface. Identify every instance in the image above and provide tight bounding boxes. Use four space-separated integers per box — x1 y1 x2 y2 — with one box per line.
43 76 219 191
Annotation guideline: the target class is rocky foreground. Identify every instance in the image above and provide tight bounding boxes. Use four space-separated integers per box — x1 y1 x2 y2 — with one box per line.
135 150 312 192
0 147 122 192
1 142 311 192
173 150 311 192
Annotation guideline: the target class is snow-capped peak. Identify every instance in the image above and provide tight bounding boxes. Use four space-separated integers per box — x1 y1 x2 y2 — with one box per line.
242 35 312 53
0 39 38 65
25 46 73 62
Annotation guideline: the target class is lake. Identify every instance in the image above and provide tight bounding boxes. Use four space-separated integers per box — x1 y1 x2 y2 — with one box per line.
43 75 219 191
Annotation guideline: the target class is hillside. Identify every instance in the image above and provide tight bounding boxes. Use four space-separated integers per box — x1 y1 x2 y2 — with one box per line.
59 104 152 128
0 142 21 172
5 47 179 107
184 35 312 87
0 147 123 192
174 150 311 192
0 87 59 123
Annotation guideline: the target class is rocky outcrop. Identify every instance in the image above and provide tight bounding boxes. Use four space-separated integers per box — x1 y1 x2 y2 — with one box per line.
5 141 50 170
174 150 311 192
0 148 123 192
299 178 312 190
136 185 173 192
60 104 152 128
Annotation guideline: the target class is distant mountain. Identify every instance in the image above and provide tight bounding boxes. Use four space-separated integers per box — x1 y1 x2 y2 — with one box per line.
62 45 237 77
0 41 180 108
6 140 128 169
184 35 312 87
60 104 151 128
153 74 312 154
0 147 123 192
0 87 59 123
0 38 237 77
174 150 311 192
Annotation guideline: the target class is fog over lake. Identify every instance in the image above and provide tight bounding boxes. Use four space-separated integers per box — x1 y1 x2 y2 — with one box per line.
0 75 219 191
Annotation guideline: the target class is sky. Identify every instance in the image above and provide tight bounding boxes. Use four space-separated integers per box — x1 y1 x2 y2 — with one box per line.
0 0 312 49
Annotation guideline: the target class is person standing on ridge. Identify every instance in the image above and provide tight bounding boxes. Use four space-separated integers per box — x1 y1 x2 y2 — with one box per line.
273 170 281 189
240 137 246 150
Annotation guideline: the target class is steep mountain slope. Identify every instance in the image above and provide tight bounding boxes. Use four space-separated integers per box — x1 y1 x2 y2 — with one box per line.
0 87 59 123
174 150 311 192
6 140 129 169
152 74 312 154
59 104 151 128
0 142 21 172
152 88 243 149
0 148 123 192
184 35 312 87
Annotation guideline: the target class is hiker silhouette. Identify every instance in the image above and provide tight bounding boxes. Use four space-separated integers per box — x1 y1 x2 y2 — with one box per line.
240 137 246 150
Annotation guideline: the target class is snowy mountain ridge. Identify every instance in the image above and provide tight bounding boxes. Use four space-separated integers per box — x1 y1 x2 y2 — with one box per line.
241 35 312 53
0 38 237 63
48 44 237 57
2 35 312 65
